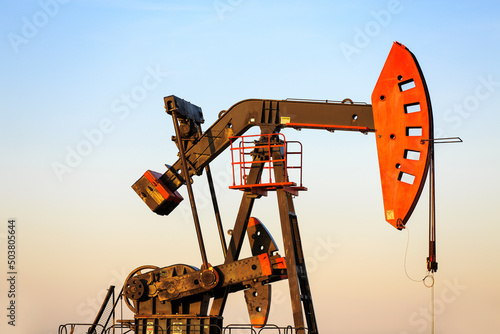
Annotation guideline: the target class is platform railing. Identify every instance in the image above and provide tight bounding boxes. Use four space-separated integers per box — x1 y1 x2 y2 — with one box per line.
58 323 104 334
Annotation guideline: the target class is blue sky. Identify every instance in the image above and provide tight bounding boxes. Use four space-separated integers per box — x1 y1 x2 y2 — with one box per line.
1 1 500 333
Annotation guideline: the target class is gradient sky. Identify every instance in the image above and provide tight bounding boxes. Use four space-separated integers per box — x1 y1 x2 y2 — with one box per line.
1 1 499 333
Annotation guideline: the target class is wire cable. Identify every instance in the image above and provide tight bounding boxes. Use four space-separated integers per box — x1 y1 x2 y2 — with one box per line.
404 226 426 282
431 276 435 334
426 272 435 334
404 226 435 334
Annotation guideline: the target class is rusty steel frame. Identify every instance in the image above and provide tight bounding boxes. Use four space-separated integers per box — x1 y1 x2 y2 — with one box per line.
122 41 436 334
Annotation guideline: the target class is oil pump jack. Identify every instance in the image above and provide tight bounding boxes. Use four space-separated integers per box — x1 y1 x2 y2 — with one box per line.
123 42 438 334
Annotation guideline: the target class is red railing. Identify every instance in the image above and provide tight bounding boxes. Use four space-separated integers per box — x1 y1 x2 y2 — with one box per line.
229 133 305 193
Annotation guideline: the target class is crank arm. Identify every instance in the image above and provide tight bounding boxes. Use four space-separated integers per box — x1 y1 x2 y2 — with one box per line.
148 254 286 302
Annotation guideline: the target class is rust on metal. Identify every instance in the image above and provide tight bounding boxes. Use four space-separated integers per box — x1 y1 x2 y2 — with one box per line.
59 42 439 334
244 283 272 328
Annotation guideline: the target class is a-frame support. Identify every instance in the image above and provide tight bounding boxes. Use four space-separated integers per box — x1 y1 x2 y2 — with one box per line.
210 136 318 333
272 146 318 334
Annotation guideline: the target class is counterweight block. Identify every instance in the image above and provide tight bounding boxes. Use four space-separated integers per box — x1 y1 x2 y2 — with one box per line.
132 170 184 215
